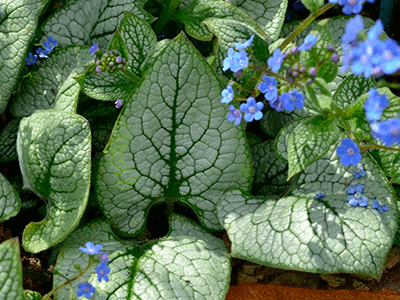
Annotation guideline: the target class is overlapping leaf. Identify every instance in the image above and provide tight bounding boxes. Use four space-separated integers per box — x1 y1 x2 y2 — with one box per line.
0 172 21 222
0 118 21 163
42 0 154 50
251 140 291 197
17 110 91 253
94 33 252 237
54 215 230 300
227 0 288 43
0 0 50 114
287 116 340 179
0 239 23 300
11 46 93 117
218 146 398 277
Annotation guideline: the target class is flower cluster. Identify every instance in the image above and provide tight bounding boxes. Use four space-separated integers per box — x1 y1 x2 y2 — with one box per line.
341 15 400 78
76 242 111 299
25 36 58 65
95 50 128 74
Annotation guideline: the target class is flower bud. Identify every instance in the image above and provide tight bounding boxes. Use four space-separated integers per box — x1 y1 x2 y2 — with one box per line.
309 67 317 77
292 63 299 71
290 46 299 55
292 71 299 78
300 65 306 73
116 56 122 63
286 68 293 75
331 53 339 63
327 45 335 52
306 79 314 85
287 77 294 84
95 66 102 73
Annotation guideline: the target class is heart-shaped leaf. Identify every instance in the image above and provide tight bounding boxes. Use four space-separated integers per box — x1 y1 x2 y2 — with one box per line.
17 110 91 253
54 215 230 300
94 33 252 237
0 0 50 114
0 239 23 300
218 147 398 278
11 46 93 117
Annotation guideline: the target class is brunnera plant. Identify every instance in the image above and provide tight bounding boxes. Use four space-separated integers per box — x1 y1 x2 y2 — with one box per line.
0 0 399 299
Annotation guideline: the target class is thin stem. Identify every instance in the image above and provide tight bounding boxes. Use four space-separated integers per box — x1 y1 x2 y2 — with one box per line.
279 3 336 51
42 261 94 300
361 144 400 151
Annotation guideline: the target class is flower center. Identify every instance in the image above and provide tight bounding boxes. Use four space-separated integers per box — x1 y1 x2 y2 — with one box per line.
233 110 240 117
249 106 256 113
347 148 354 155
384 50 392 60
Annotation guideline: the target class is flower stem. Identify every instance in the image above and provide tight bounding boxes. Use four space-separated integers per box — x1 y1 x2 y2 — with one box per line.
279 3 336 51
361 144 400 151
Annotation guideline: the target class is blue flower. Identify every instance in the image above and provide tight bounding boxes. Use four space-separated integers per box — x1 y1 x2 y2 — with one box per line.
235 35 254 50
347 183 364 194
231 50 249 73
280 88 304 111
96 262 110 282
371 199 388 213
240 97 264 122
269 97 284 112
258 75 278 101
340 0 364 15
373 38 400 75
89 42 99 56
222 48 235 72
25 53 38 65
314 193 326 200
99 252 110 264
76 282 95 299
43 36 58 52
353 164 366 179
347 193 369 207
221 85 234 104
341 15 364 44
370 117 400 146
299 34 318 51
364 89 389 122
36 48 49 58
336 138 362 166
351 41 376 78
267 49 285 72
227 105 242 125
79 242 103 255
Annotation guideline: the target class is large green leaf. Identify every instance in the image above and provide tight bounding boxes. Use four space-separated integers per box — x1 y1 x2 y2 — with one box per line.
94 33 252 236
227 0 288 43
0 0 50 114
23 290 42 300
17 110 91 253
251 140 292 197
0 239 24 300
218 147 398 278
0 118 21 163
11 46 93 117
54 215 230 300
288 116 340 180
42 0 155 50
0 172 21 222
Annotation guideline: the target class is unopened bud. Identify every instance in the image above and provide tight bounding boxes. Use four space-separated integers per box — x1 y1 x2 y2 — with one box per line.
95 66 102 73
306 79 314 85
331 53 339 63
286 68 293 75
292 63 299 71
300 65 306 73
290 46 299 55
309 67 317 77
292 71 299 77
287 77 294 84
116 56 122 63
327 45 335 52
